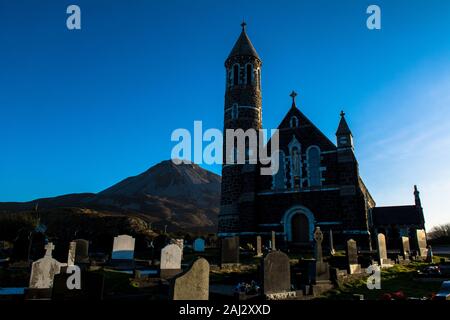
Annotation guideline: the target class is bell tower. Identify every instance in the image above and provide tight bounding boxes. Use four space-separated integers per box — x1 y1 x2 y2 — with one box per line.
218 23 262 235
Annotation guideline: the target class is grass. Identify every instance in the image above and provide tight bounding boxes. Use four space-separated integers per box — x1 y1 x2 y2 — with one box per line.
323 261 443 300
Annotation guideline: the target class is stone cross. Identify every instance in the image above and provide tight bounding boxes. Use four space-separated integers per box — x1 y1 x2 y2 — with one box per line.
314 227 323 263
45 243 55 257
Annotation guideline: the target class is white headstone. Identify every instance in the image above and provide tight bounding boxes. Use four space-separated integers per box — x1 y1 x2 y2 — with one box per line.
161 244 182 270
67 241 76 266
416 229 428 257
112 235 135 260
29 243 63 289
193 238 205 252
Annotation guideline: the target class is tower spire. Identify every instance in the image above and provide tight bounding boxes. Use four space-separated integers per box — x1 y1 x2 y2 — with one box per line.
414 185 422 208
336 110 353 148
227 22 260 60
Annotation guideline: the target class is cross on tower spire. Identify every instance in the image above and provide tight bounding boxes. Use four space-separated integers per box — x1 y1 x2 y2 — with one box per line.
290 90 298 108
241 20 247 31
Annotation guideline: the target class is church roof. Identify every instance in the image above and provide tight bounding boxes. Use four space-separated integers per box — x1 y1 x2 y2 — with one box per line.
275 95 337 150
372 205 423 226
336 111 352 136
227 23 260 60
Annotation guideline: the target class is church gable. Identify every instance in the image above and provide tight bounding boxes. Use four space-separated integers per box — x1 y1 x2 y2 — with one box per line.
277 105 337 152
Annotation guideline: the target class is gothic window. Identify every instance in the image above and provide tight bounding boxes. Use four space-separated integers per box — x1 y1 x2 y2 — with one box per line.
288 136 302 189
272 151 286 190
245 63 253 85
231 104 239 120
290 116 299 128
307 146 321 187
232 64 240 86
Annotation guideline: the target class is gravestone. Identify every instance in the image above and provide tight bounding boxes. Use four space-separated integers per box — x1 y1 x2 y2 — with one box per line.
256 236 262 256
271 231 276 250
346 239 361 274
67 241 76 266
312 227 330 282
262 251 291 295
74 239 89 264
193 238 205 252
314 227 323 263
52 271 104 300
29 243 62 289
172 238 184 252
160 244 182 279
170 258 209 300
416 229 428 257
220 236 239 266
401 236 411 258
377 233 393 268
112 235 135 260
426 246 433 263
329 230 336 255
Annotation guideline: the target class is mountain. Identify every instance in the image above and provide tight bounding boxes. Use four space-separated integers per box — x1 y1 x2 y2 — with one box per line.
0 160 221 233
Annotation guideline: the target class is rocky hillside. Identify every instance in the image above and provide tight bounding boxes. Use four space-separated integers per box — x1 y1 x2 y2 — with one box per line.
0 160 221 233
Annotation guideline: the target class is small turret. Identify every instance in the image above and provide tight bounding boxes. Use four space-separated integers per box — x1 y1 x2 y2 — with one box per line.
336 111 353 148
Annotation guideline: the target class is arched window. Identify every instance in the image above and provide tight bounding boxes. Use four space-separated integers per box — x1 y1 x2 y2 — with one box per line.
231 104 239 120
290 116 299 128
272 151 286 190
288 136 302 189
245 63 253 85
307 146 321 187
232 64 240 86
255 68 261 90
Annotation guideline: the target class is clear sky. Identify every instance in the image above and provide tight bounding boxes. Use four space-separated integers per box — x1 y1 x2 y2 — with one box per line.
1 0 449 228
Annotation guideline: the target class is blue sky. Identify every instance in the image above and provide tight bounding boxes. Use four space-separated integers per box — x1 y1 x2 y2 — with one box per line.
1 0 449 228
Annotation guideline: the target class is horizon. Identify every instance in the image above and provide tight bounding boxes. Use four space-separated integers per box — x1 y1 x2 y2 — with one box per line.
1 0 450 229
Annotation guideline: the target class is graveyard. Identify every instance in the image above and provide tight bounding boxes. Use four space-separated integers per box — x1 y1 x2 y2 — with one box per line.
1 226 449 301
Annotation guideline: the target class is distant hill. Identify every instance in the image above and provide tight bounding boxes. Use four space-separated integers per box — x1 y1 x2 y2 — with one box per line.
0 160 221 233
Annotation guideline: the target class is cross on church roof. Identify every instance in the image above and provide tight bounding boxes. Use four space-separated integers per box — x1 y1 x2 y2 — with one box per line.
290 91 298 108
340 110 346 117
45 242 55 257
241 21 247 31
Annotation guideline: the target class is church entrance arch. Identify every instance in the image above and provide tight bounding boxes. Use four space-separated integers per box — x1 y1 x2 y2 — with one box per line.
282 206 315 243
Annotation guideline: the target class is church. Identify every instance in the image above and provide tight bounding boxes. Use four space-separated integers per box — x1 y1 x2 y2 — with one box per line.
218 23 426 250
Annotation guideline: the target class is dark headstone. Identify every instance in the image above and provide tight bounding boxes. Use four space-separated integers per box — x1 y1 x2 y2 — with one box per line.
346 239 358 265
346 239 361 274
262 251 291 295
74 239 89 264
221 237 239 265
256 236 262 256
271 231 276 250
52 269 104 300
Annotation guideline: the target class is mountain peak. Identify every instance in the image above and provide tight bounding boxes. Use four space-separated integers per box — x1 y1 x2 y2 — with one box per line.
99 160 220 198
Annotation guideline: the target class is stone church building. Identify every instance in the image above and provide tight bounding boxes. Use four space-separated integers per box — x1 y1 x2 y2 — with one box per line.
218 24 426 250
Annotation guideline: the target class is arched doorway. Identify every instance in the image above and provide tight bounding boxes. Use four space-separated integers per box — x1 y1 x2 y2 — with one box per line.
291 214 309 243
282 205 315 243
